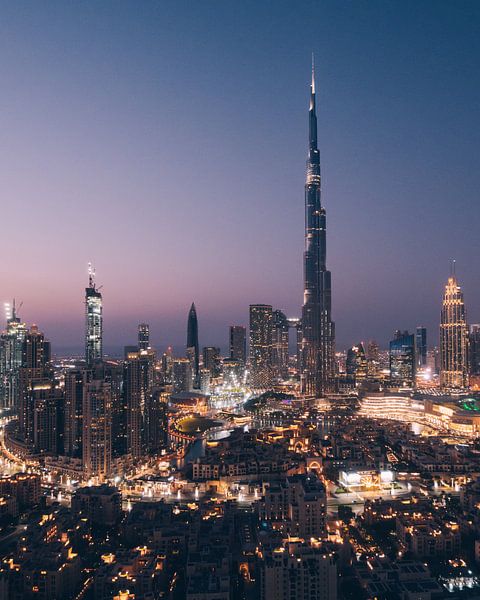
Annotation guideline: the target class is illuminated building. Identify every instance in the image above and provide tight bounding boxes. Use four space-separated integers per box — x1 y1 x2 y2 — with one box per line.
260 541 337 600
64 369 87 458
272 309 289 380
186 302 200 386
161 345 174 384
172 357 193 393
138 322 150 350
249 304 273 389
301 59 335 396
259 473 326 538
287 317 302 371
18 325 53 447
72 484 121 527
440 275 468 388
469 324 480 376
366 339 379 377
339 468 395 491
202 345 220 376
100 360 125 458
0 300 27 409
389 330 416 387
229 325 246 363
222 358 244 388
85 263 103 368
358 394 424 423
144 387 167 454
199 368 211 394
31 379 61 454
83 379 112 481
345 343 367 383
123 349 155 459
416 326 427 367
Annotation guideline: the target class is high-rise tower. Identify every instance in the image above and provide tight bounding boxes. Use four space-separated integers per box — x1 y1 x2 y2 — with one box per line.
85 263 103 368
138 323 150 351
249 304 273 389
301 58 335 396
230 325 247 364
186 303 199 386
440 273 468 388
0 301 27 409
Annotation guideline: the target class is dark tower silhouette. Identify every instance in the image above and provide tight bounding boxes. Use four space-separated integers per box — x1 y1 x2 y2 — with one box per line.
301 57 335 396
187 303 199 387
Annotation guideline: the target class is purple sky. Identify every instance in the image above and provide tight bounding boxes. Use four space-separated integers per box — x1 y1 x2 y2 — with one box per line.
1 1 480 354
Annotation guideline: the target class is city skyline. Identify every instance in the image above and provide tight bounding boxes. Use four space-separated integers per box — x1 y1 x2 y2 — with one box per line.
1 2 480 352
1 5 480 598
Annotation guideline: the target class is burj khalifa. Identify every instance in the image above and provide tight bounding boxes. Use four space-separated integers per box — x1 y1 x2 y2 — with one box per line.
301 60 335 396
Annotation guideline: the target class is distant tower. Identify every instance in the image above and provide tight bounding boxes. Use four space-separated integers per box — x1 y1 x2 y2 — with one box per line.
83 379 112 482
19 324 52 446
203 346 220 377
64 369 87 458
172 358 193 393
138 323 150 351
440 272 468 388
0 300 27 409
85 263 103 367
124 349 155 459
415 327 427 368
389 331 416 387
301 57 335 397
249 304 273 389
229 325 247 364
346 343 368 384
272 310 289 380
186 303 199 385
469 325 480 376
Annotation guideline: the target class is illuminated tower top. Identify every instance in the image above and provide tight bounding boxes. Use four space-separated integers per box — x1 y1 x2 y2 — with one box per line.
85 263 103 368
440 271 468 388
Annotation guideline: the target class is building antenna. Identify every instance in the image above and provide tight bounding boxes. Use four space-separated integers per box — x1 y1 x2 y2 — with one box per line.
88 262 95 289
451 259 456 277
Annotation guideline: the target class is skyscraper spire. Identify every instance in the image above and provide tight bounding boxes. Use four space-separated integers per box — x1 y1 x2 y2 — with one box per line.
301 60 335 397
85 263 103 368
311 52 315 94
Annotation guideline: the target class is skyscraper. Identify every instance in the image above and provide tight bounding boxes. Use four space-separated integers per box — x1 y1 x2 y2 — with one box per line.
389 330 416 387
172 358 193 393
440 275 468 388
229 325 247 364
31 379 61 455
186 303 199 386
138 323 150 351
82 379 112 482
64 369 88 458
300 59 335 397
85 264 103 368
469 324 480 376
18 325 52 447
346 343 368 384
0 301 27 410
202 346 220 377
249 304 273 389
272 310 289 380
416 326 427 368
124 349 155 459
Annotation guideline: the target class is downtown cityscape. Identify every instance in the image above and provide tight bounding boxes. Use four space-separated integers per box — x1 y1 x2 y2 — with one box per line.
1 3 480 600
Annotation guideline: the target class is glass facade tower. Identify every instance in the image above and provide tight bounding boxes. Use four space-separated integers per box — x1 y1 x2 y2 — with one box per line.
301 60 335 396
440 276 468 388
85 264 103 368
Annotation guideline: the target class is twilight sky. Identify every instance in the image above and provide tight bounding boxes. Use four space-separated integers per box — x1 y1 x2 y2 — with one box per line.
1 1 480 354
